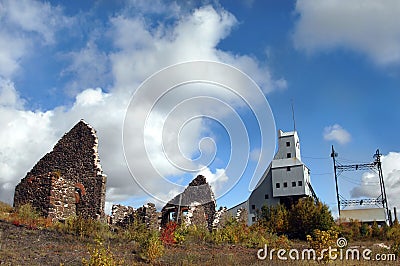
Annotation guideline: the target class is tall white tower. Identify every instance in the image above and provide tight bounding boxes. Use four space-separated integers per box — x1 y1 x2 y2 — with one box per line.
271 130 311 198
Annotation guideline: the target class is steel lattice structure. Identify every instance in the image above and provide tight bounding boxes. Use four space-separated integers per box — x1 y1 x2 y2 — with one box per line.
331 146 390 223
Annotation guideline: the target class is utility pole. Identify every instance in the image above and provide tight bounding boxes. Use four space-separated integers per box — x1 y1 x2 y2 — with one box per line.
331 145 340 216
374 149 389 224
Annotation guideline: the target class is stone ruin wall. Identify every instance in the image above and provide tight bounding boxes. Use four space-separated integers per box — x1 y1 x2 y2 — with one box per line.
160 175 216 231
110 203 159 230
235 207 248 224
110 204 136 227
14 172 76 220
109 178 244 230
14 120 107 220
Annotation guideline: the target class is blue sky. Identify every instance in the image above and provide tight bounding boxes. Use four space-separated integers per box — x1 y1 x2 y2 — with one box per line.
0 0 399 218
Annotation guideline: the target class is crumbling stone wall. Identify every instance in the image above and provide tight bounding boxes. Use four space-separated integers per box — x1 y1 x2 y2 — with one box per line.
13 172 76 220
110 203 159 230
212 206 230 229
137 203 159 230
161 175 216 231
14 120 107 220
236 207 248 224
183 204 208 228
110 204 136 227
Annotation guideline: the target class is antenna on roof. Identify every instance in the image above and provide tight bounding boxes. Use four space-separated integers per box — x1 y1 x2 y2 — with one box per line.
291 99 296 132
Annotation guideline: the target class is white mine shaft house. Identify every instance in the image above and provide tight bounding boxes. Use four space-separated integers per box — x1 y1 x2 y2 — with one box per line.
228 130 317 225
13 120 393 229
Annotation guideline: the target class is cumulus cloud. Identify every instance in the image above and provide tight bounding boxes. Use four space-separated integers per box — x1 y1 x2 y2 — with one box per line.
0 0 71 78
350 152 400 217
0 79 57 204
197 166 229 197
323 124 351 145
61 42 111 97
293 0 400 65
0 2 283 212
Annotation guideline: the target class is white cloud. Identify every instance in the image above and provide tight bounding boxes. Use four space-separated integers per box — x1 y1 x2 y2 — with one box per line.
74 88 109 107
293 0 400 65
0 0 71 78
350 152 400 217
3 0 69 44
61 42 111 97
323 124 351 145
197 167 229 197
0 3 281 212
0 79 57 204
0 78 24 108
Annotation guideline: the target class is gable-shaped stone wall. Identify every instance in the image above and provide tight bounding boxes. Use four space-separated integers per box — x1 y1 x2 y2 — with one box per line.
14 120 107 220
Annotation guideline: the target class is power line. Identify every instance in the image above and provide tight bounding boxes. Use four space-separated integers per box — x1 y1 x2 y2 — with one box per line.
303 155 331 160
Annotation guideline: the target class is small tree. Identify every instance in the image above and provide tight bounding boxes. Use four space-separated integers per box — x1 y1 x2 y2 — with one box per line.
260 204 289 234
288 197 334 239
371 221 381 238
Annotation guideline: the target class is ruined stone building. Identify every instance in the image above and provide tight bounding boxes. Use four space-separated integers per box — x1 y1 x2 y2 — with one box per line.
161 175 216 231
110 203 159 230
14 120 107 221
109 175 244 230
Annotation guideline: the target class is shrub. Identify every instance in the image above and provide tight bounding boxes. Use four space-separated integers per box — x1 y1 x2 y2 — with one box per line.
386 223 400 257
54 216 110 239
161 221 178 245
122 219 150 244
288 198 334 239
260 204 288 234
306 229 339 262
82 238 123 266
0 201 13 214
173 225 187 244
140 231 164 264
371 221 382 238
259 198 334 240
12 203 41 229
245 223 283 248
211 217 249 244
338 219 362 241
360 223 372 238
182 224 210 244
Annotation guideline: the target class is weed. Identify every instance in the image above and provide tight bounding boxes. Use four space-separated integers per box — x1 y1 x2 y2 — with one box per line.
161 221 178 245
140 231 164 264
82 238 123 266
306 229 339 262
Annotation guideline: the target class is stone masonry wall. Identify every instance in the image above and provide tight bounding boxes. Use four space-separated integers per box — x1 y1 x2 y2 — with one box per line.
14 120 107 220
14 172 76 220
110 204 135 227
110 203 159 230
137 203 159 230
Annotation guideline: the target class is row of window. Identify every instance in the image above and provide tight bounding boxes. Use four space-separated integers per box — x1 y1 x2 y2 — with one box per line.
276 180 302 188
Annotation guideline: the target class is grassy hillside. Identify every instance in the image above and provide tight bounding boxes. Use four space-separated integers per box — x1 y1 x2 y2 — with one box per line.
0 201 399 265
